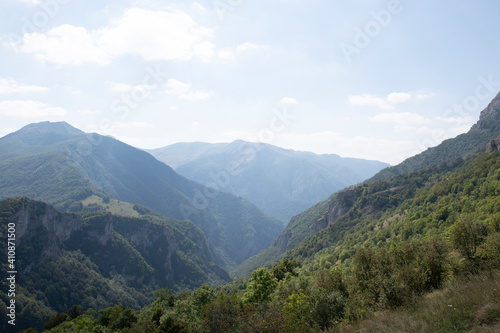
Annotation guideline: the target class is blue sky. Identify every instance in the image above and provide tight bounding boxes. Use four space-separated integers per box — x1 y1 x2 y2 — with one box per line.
1 0 499 164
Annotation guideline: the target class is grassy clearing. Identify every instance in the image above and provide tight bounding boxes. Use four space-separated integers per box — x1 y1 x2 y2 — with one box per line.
341 271 500 333
81 195 140 218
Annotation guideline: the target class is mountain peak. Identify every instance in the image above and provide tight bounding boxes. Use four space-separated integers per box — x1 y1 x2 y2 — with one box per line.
17 121 83 135
0 121 85 152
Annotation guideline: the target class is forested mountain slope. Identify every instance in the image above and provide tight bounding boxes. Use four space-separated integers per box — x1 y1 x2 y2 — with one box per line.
0 197 229 332
0 122 283 270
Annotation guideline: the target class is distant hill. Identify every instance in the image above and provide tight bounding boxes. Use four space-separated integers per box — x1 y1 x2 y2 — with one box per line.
234 91 500 278
148 141 389 221
0 197 230 332
0 122 283 270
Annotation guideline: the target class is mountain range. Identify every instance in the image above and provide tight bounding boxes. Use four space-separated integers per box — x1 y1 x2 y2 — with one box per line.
2 91 500 332
148 141 389 221
0 122 283 270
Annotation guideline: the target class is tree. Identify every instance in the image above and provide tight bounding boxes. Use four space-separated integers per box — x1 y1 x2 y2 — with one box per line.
156 317 188 333
44 313 68 330
192 284 215 309
272 258 298 281
451 216 488 259
97 305 137 331
243 268 278 304
203 293 240 333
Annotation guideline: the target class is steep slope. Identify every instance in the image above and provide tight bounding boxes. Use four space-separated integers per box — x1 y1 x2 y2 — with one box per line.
0 197 229 332
234 91 500 277
0 122 283 269
149 141 389 221
370 91 500 182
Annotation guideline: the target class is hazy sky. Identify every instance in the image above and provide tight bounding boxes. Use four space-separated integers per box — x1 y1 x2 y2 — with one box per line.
1 0 500 164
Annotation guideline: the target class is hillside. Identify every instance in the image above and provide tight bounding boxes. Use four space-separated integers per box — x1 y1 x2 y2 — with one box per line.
370 91 500 182
0 122 283 270
39 150 500 333
0 197 230 332
148 141 389 221
234 92 500 278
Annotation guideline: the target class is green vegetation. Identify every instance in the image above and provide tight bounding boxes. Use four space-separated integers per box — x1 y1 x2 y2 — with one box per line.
0 122 283 271
0 198 229 332
80 195 141 217
342 272 500 332
40 151 500 332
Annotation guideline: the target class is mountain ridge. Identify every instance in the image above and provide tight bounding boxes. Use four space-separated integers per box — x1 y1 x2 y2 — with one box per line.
149 140 389 221
0 122 283 270
234 90 500 277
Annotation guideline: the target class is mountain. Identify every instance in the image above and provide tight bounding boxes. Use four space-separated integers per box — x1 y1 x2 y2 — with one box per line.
370 91 500 182
0 197 230 332
148 141 389 221
234 91 500 277
0 122 283 270
37 151 500 333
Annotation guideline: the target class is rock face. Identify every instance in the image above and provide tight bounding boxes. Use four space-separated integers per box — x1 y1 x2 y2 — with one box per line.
326 189 358 225
1 197 229 290
486 136 500 152
10 198 83 266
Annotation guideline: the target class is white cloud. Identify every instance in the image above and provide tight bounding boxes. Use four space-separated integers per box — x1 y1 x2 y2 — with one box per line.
349 94 393 110
164 79 212 101
216 42 265 61
217 48 236 60
349 91 434 110
191 2 208 12
387 92 412 104
371 112 430 125
280 97 298 105
0 100 66 118
415 92 435 99
21 25 109 65
237 42 263 53
106 82 133 93
436 116 474 124
193 41 216 62
18 8 215 65
106 81 154 99
394 125 414 133
0 78 47 94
